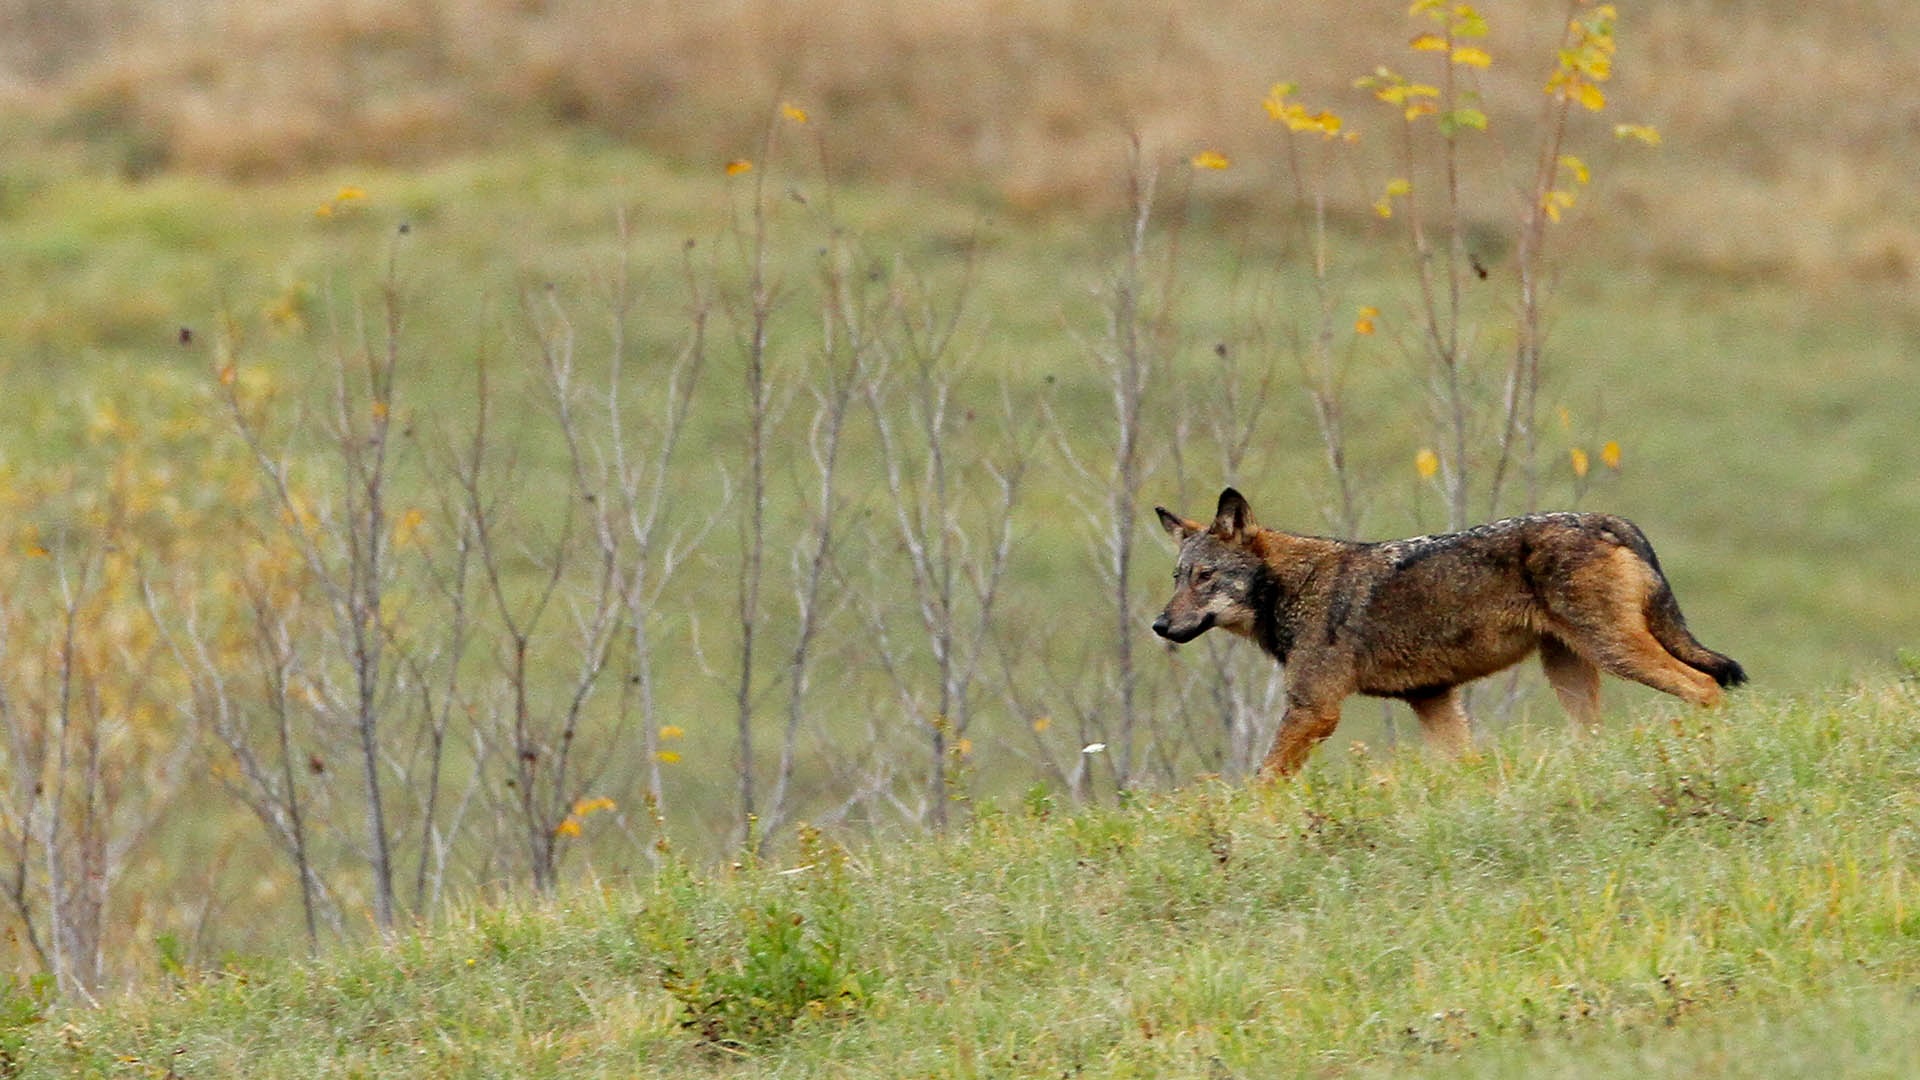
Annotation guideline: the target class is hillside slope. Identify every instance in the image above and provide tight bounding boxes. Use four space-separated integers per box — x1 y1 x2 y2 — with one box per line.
11 0 1919 288
11 684 1920 1078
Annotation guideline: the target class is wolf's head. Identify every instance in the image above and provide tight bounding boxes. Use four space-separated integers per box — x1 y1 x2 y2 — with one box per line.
1152 488 1267 644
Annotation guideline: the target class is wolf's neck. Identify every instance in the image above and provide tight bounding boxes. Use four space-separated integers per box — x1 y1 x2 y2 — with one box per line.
1247 531 1348 663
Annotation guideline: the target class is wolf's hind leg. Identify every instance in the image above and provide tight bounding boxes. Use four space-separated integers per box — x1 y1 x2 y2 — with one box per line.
1407 689 1473 758
1539 636 1602 731
1554 616 1723 707
1547 549 1725 708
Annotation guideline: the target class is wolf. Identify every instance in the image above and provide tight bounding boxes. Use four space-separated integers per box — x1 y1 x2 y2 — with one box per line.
1153 488 1746 779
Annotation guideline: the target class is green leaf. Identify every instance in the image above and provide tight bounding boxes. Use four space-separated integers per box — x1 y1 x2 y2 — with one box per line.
1437 107 1488 136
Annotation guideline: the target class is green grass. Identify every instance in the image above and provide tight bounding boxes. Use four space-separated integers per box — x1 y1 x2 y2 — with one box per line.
12 684 1920 1077
1 127 1917 977
1378 985 1920 1079
3 0 1918 1048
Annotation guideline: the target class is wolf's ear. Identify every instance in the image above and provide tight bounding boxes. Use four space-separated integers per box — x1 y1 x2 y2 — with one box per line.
1211 487 1255 541
1156 506 1201 541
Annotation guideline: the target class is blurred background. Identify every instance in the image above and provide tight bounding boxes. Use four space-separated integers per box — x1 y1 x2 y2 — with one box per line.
2 0 1917 279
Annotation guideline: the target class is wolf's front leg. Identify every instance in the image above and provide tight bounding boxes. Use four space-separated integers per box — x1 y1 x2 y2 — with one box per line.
1257 698 1343 780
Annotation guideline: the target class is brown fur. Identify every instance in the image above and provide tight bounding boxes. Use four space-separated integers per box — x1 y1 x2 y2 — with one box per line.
1153 489 1746 779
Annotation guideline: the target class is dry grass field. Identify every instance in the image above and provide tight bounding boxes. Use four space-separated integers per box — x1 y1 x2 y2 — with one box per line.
4 0 1918 284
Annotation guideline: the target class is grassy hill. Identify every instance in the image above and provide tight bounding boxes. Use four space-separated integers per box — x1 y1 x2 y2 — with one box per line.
7 684 1919 1077
2 0 1919 997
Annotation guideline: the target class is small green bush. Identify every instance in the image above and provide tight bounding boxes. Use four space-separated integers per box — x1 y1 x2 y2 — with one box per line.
650 829 878 1049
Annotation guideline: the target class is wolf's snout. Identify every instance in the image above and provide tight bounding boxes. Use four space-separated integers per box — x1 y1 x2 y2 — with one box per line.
1153 610 1210 643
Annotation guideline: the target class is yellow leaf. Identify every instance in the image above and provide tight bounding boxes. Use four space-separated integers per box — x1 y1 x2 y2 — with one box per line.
394 507 426 548
315 185 368 219
1451 46 1492 68
1191 150 1231 171
659 725 685 740
1613 123 1662 146
1411 33 1449 52
1261 83 1295 120
553 818 582 838
1559 154 1591 185
954 737 973 757
1574 52 1613 81
1385 177 1412 197
656 750 681 764
218 364 237 387
780 101 809 124
1600 440 1622 470
88 403 122 441
1572 81 1606 111
1405 100 1439 122
1451 6 1490 38
1415 448 1440 480
573 796 617 817
1570 447 1591 478
724 159 753 176
1374 198 1395 219
1031 716 1052 734
1282 108 1320 133
1355 305 1380 336
1408 0 1446 15
1268 96 1342 136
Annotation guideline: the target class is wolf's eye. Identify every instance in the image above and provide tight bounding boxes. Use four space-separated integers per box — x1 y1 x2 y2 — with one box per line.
1192 567 1214 586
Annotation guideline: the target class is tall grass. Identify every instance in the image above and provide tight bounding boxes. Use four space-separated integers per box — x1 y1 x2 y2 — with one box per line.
8 685 1919 1077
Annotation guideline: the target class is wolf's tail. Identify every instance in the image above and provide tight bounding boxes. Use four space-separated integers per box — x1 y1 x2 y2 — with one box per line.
1646 585 1748 688
1609 517 1748 689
